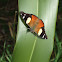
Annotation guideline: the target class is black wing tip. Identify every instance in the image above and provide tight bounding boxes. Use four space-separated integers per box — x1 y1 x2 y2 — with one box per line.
45 36 48 39
42 35 48 39
41 27 48 39
40 32 48 39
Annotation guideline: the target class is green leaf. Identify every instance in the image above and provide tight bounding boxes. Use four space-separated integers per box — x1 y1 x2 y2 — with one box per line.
12 0 59 62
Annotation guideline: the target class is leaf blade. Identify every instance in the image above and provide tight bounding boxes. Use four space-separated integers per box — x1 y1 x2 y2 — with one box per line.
12 0 59 62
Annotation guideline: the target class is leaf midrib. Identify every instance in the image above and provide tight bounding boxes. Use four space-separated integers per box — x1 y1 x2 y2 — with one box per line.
28 0 39 62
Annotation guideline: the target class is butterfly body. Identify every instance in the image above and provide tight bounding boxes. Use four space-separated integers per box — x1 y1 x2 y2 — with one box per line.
20 11 47 39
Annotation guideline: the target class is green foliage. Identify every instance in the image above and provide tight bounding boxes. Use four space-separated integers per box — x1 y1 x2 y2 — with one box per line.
12 0 59 62
0 41 12 62
53 32 62 62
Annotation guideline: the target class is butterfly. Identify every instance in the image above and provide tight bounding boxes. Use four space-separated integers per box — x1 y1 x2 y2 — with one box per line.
20 11 48 39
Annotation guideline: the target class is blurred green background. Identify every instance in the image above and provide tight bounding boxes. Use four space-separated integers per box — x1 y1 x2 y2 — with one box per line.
0 0 62 62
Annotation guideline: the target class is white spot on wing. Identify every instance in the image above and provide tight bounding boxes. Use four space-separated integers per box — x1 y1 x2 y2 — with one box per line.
23 16 25 19
26 17 31 24
42 34 45 38
23 14 26 19
21 13 22 15
38 29 42 36
45 37 47 39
